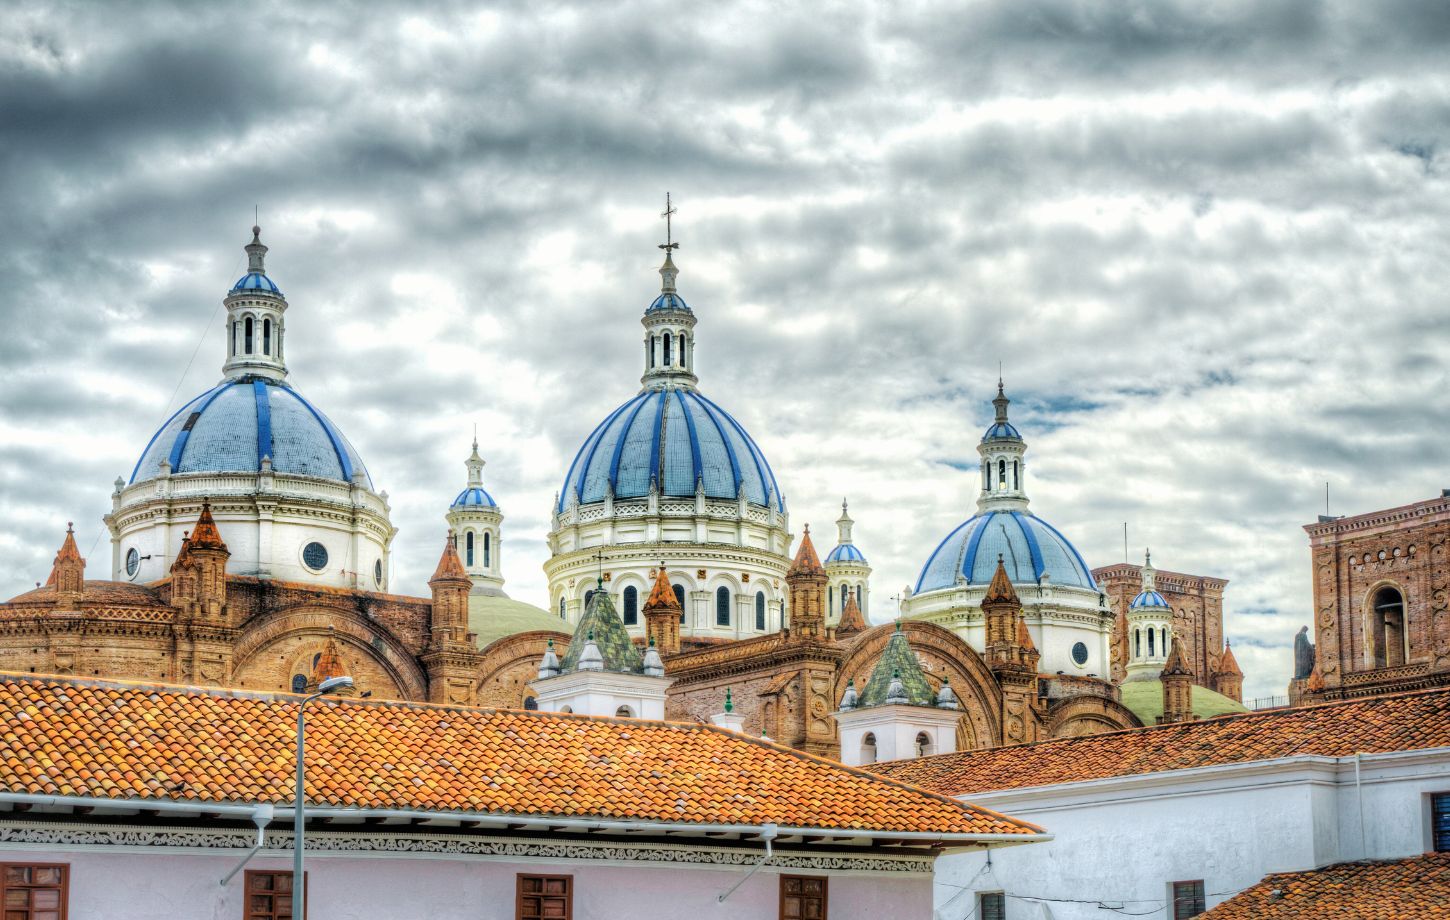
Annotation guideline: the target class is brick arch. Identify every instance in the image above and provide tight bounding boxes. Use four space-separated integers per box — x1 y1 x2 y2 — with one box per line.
473 630 571 709
837 621 1002 751
231 608 427 700
1047 695 1142 739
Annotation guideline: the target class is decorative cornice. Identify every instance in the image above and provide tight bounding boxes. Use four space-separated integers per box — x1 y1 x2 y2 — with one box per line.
0 821 934 875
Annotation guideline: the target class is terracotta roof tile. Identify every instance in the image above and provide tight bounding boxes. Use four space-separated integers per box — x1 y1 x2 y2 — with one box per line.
187 500 227 551
788 527 825 577
1201 852 1450 919
1161 639 1191 677
430 534 470 584
645 565 681 613
869 687 1450 796
837 587 867 633
1216 641 1242 677
982 557 1018 605
52 523 84 568
0 674 1040 839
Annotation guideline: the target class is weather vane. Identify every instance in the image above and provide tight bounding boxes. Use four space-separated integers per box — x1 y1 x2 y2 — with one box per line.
659 192 679 252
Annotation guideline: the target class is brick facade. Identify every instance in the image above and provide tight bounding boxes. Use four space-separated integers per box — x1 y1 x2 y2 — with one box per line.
1295 494 1450 703
1095 562 1235 698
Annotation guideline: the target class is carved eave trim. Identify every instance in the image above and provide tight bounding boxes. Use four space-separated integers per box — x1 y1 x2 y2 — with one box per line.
0 820 936 876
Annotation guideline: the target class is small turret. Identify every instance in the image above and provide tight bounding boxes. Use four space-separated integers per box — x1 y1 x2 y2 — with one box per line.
537 638 561 680
833 622 963 766
642 636 665 678
1158 640 1197 724
47 523 86 596
530 586 671 719
786 526 828 640
839 678 859 711
643 563 683 655
577 630 604 672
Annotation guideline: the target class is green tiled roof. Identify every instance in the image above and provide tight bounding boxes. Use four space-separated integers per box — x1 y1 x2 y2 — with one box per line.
467 594 569 649
1119 680 1248 724
859 625 936 707
559 586 643 674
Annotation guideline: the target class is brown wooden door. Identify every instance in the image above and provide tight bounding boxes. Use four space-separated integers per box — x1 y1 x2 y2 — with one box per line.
780 875 828 920
517 874 572 920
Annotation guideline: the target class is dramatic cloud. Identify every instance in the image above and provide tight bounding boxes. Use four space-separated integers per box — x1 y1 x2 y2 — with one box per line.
3 0 1448 701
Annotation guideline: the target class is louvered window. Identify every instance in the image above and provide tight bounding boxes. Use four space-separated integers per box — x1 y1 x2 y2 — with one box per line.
1433 793 1450 852
1172 880 1205 918
979 892 1005 920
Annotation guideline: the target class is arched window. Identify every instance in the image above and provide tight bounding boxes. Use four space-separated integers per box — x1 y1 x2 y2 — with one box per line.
755 591 766 630
984 462 991 490
673 584 686 623
715 586 731 626
1372 586 1407 668
483 532 491 568
861 732 877 765
915 732 934 758
465 531 474 567
998 459 1007 488
842 588 849 613
263 317 271 355
244 316 254 353
584 589 596 610
1134 628 1141 658
230 322 238 356
649 337 656 368
559 597 566 619
523 696 538 711
1148 628 1155 657
615 705 634 718
828 586 834 612
857 583 865 613
663 332 672 365
1162 628 1169 656
623 585 639 625
1013 460 1019 489
678 334 687 365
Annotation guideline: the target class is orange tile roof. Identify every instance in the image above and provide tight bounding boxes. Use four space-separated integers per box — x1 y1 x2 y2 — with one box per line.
869 688 1450 796
982 557 1018 605
788 526 825 577
1201 853 1450 919
1162 639 1191 676
187 500 227 551
644 565 680 612
837 587 866 633
1216 641 1242 677
44 523 84 586
0 674 1041 839
430 534 469 584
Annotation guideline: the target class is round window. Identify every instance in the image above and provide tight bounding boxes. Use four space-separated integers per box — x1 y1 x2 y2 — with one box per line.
374 559 383 587
1071 641 1089 666
125 547 140 578
302 541 329 572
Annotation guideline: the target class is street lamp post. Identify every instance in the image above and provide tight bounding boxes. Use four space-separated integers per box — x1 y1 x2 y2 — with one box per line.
295 675 353 920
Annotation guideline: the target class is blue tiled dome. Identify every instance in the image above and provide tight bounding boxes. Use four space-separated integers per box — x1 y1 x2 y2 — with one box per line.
130 378 370 486
826 543 868 565
646 292 690 313
1131 589 1170 609
558 386 783 512
981 421 1021 442
451 486 497 509
230 271 283 296
915 510 1096 593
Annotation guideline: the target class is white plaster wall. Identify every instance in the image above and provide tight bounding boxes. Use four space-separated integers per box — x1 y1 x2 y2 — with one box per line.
20 849 930 920
932 752 1450 920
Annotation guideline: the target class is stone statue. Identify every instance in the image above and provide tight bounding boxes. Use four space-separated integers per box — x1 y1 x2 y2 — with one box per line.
1293 625 1316 680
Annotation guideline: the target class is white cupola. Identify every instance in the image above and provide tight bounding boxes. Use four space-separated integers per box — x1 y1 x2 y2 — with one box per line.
639 194 699 390
977 380 1028 513
1125 550 1174 681
222 226 289 381
446 436 506 596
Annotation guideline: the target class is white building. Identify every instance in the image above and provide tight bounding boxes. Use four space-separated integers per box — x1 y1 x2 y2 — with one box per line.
105 226 396 591
825 499 872 628
545 244 791 641
902 382 1114 677
869 688 1450 919
0 673 1049 919
445 438 507 596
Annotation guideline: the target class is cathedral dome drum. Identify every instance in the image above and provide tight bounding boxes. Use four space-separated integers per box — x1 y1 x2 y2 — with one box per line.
546 202 791 643
106 227 395 591
557 387 783 513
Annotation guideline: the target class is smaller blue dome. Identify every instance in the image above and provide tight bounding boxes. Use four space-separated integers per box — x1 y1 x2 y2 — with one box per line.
231 271 283 296
1131 590 1170 609
915 510 1097 594
646 292 691 313
451 486 497 509
981 421 1021 442
826 543 868 565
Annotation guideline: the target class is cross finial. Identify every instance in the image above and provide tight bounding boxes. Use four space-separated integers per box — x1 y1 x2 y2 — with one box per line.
659 192 679 252
595 547 607 586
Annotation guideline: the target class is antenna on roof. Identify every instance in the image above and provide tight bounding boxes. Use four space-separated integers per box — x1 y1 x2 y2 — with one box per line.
1124 523 1128 563
1325 481 1330 517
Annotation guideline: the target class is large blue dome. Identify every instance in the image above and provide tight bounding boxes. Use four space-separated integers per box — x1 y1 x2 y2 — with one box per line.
131 378 371 486
558 386 783 512
914 510 1096 594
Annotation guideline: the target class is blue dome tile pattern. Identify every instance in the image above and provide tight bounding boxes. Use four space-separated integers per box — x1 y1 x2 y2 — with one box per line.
826 543 868 565
451 487 497 509
915 510 1097 594
230 271 283 296
131 379 370 486
646 292 691 313
981 421 1021 442
1131 590 1170 609
559 387 783 512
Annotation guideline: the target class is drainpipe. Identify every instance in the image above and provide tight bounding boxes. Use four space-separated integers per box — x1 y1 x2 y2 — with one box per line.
220 804 276 886
717 823 778 903
1355 752 1367 859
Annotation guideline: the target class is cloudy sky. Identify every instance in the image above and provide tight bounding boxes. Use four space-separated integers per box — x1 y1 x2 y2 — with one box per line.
3 1 1448 701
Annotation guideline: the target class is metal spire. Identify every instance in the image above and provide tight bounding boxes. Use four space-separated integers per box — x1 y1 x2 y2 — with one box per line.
659 192 679 252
